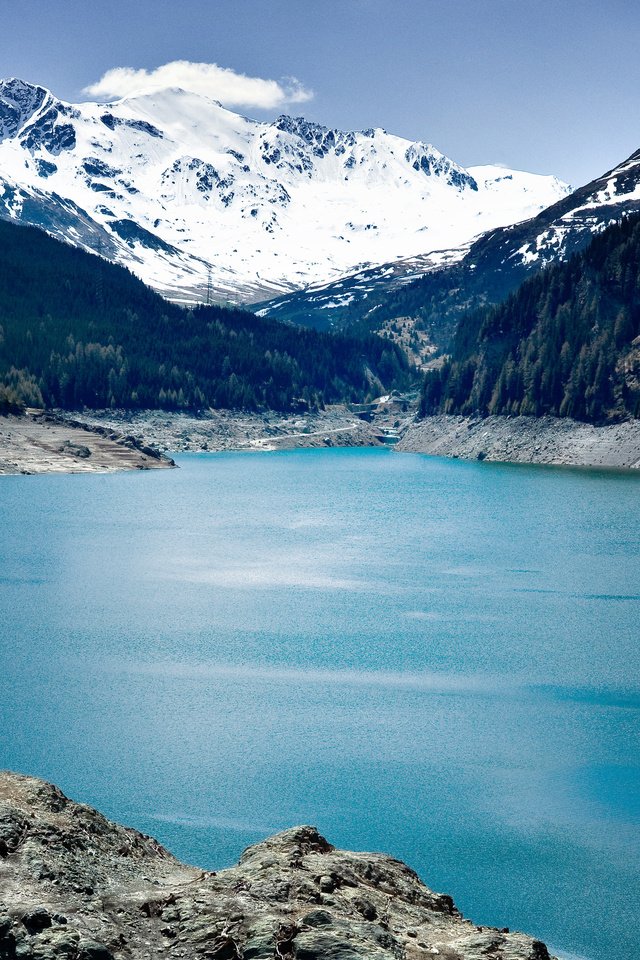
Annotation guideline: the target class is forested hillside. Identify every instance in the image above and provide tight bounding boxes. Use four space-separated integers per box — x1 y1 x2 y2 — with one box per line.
0 221 412 414
420 214 640 423
259 146 640 349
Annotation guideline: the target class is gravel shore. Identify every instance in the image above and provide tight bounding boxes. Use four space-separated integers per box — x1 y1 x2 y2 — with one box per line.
77 408 640 471
0 413 175 475
71 407 385 454
397 414 640 469
3 407 639 474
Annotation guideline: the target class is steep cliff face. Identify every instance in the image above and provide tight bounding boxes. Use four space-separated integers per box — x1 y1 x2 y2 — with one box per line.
0 772 553 960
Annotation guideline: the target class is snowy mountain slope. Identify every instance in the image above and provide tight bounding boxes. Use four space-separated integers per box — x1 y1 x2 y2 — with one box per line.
258 147 640 334
495 146 640 268
0 77 568 304
255 245 471 328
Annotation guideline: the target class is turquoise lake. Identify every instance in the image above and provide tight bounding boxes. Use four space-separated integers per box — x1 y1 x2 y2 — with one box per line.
1 448 639 960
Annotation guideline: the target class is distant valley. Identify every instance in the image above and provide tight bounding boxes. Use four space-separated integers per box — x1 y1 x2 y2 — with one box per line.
1 74 640 472
260 146 640 342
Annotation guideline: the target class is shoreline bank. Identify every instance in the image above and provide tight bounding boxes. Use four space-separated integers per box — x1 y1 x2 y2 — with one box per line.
76 408 640 472
68 406 388 455
397 414 640 470
0 412 175 475
2 407 639 474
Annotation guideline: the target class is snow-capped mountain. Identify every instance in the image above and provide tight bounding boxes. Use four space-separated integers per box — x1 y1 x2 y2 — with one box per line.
0 77 569 304
259 147 640 334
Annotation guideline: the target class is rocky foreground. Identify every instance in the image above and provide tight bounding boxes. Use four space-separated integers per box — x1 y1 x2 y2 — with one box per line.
0 773 554 960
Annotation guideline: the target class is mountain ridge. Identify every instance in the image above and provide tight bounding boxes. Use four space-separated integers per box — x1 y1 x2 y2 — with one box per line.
0 77 568 304
258 145 640 338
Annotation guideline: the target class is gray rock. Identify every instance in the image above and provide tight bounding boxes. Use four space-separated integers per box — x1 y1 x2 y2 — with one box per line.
0 772 557 960
301 910 334 927
21 910 51 935
76 942 113 960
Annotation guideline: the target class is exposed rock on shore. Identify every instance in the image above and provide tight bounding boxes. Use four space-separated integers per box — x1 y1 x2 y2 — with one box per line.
398 414 640 470
0 414 175 475
76 407 640 470
70 407 386 454
4 406 637 474
0 772 554 960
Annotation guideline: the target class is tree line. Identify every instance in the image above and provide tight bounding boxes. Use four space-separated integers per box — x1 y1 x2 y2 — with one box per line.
420 213 640 423
0 220 413 414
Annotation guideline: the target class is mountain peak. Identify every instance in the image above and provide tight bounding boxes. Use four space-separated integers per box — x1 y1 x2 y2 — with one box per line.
0 77 51 140
0 77 49 101
107 85 223 106
0 76 569 305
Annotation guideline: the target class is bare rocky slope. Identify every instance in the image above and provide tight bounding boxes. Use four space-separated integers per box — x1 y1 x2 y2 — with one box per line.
398 414 640 469
0 773 554 960
3 406 640 473
71 407 640 470
0 413 175 475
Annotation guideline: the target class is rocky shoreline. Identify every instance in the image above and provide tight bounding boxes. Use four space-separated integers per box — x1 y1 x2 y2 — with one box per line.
0 772 555 960
69 407 387 455
74 407 640 471
2 406 639 475
397 414 640 470
0 413 175 476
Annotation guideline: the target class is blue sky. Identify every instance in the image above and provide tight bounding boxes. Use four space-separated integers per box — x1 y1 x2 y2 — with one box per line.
3 0 640 187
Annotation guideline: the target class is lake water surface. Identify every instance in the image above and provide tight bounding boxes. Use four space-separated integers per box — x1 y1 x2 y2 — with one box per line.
1 449 639 960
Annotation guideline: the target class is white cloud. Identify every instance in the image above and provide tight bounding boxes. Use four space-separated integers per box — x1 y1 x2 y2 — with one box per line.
83 60 313 109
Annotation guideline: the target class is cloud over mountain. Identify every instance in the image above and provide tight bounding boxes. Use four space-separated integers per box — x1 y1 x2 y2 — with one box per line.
83 60 313 109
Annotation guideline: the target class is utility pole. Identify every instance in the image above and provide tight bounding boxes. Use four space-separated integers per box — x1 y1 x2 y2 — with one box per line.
206 266 212 306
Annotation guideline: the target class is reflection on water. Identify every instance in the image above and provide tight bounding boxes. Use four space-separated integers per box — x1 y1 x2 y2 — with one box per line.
106 658 512 691
1 449 638 960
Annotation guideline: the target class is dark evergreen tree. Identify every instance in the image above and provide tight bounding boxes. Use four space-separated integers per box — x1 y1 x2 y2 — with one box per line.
419 214 640 423
0 221 413 413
